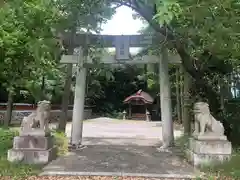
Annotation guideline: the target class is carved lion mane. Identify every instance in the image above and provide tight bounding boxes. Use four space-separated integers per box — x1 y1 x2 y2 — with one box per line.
193 102 224 136
21 100 51 132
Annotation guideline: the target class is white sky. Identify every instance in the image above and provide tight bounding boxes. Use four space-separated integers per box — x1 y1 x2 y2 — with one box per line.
101 6 144 53
101 6 143 35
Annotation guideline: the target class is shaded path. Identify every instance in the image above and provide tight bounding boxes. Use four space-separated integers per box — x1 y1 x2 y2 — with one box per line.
41 145 199 178
43 118 199 178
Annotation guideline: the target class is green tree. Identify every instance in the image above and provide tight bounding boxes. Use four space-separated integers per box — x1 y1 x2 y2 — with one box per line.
0 0 63 126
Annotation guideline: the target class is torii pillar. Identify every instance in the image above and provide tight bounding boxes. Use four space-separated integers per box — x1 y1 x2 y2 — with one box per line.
70 48 87 148
159 47 174 149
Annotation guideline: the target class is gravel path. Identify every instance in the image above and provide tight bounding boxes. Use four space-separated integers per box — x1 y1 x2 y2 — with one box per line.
42 146 198 178
50 118 183 146
0 176 192 180
41 118 195 179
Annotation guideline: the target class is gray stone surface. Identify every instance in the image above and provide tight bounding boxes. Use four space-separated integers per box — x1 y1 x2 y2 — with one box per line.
8 129 56 164
8 147 56 164
13 136 53 150
19 129 50 137
42 118 198 178
193 134 227 141
189 137 232 154
82 137 161 146
50 118 183 146
187 136 232 167
186 149 231 168
42 145 199 178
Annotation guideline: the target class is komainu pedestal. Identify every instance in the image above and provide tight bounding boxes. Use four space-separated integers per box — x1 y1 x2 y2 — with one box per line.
187 135 232 167
8 133 56 164
187 102 232 167
8 100 56 164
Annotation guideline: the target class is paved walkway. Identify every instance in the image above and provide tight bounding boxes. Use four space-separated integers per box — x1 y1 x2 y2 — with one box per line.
41 145 199 178
51 118 183 146
44 118 199 178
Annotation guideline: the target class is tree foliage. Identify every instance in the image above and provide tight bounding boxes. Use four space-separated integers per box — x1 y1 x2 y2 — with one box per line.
170 0 240 61
0 0 63 96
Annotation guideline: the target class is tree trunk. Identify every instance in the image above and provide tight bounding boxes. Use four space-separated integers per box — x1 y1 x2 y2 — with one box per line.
219 78 225 111
4 91 13 127
144 64 148 90
183 67 192 135
58 64 73 132
175 66 181 123
180 66 184 124
41 76 45 100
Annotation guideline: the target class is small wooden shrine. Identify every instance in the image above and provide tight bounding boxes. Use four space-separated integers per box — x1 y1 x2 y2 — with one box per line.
123 90 154 121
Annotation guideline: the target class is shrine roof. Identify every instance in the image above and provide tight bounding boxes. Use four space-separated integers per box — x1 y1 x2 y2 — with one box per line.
123 90 154 104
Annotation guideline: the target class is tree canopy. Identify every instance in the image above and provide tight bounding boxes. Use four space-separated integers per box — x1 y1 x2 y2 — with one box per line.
1 0 240 145
0 0 63 97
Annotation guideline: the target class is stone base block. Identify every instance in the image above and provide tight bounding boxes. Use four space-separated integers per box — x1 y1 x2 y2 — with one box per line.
193 134 227 141
19 129 50 137
13 136 53 150
189 137 232 154
186 136 232 167
7 148 56 164
186 149 231 167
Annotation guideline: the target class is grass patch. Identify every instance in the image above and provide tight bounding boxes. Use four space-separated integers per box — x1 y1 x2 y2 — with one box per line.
201 149 240 179
0 128 41 179
175 135 189 148
51 130 69 156
174 135 189 158
0 127 68 179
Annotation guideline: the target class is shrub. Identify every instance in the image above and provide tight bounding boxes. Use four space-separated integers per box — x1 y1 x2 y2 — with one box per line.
0 128 18 155
220 99 240 146
52 130 68 156
105 110 123 119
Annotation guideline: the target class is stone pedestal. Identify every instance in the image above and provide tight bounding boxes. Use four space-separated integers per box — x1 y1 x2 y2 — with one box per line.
186 134 232 167
8 130 56 164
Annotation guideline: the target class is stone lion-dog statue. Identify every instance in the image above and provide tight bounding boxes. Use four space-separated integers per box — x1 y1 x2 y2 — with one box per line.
21 100 51 132
193 102 224 136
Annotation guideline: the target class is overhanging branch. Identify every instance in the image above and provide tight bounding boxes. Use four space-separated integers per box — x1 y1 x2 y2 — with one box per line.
113 0 221 111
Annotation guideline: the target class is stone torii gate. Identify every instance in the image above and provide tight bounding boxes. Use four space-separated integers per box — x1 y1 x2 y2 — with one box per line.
60 33 181 149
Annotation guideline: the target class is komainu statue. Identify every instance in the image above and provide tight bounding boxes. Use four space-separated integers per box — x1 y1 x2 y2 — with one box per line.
193 102 224 136
21 100 51 132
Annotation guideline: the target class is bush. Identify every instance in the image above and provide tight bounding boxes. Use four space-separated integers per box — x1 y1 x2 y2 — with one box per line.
52 130 69 156
0 128 18 155
221 99 240 146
